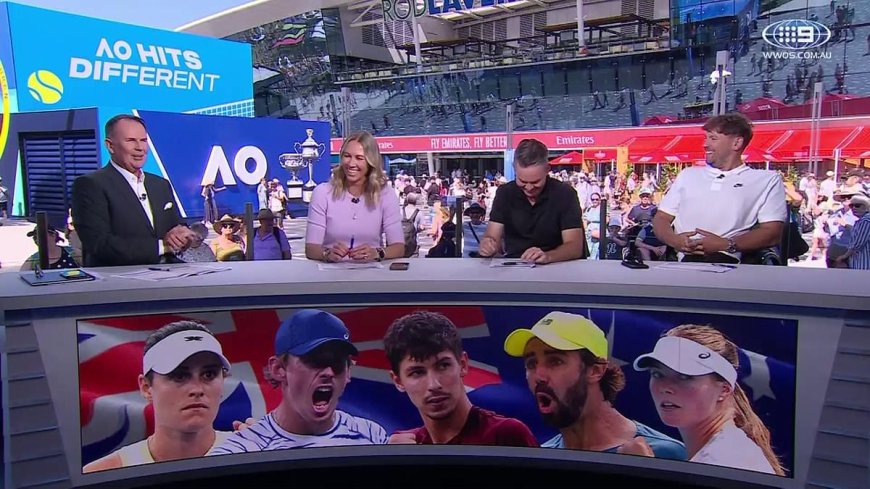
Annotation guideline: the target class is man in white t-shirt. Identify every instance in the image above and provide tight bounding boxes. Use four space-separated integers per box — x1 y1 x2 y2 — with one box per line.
653 113 786 264
210 309 386 455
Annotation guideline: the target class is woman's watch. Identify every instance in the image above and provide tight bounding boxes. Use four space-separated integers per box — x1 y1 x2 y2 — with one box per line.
375 247 386 262
323 247 332 261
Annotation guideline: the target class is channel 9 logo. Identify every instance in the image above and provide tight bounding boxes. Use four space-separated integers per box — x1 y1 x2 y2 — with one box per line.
27 69 64 105
762 19 831 50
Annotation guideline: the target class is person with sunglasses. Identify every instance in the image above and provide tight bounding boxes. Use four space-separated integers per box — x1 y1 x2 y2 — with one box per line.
583 193 603 260
209 309 386 454
834 195 870 270
211 214 245 262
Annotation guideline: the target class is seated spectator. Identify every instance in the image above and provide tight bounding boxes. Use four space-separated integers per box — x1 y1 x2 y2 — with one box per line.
653 113 786 264
605 225 628 260
635 209 667 261
178 223 216 263
462 202 487 257
834 194 870 269
427 207 457 258
20 224 80 271
211 215 246 262
626 188 657 227
252 209 292 261
477 139 585 263
305 131 404 263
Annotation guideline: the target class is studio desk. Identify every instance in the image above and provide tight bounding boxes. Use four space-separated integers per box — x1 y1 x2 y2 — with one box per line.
0 260 867 489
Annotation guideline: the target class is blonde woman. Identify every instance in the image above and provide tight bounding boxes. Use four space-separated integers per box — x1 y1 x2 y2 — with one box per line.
211 214 245 262
633 325 784 475
305 131 404 263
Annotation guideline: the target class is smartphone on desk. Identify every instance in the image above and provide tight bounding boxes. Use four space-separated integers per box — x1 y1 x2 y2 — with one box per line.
390 262 410 271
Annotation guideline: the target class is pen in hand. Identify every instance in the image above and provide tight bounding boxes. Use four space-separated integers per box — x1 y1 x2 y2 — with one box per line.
349 236 355 250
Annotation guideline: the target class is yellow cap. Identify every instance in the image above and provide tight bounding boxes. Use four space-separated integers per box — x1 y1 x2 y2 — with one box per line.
503 312 608 359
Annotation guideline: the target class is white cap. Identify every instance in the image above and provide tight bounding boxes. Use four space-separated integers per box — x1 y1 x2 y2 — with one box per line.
143 330 231 375
826 171 834 177
633 336 737 387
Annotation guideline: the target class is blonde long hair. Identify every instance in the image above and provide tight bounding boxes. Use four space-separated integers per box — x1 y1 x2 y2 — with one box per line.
331 131 387 207
666 324 785 476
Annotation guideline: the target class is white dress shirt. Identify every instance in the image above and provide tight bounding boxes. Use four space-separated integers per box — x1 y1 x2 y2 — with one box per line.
109 161 164 254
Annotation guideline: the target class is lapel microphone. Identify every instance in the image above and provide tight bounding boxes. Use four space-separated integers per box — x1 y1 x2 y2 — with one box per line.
139 194 147 201
351 197 360 204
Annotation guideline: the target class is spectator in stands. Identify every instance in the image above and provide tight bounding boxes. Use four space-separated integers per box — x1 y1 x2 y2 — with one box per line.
583 193 603 260
305 131 404 263
635 208 668 262
477 139 585 263
20 224 80 271
504 312 686 458
72 115 196 267
269 179 288 228
178 223 216 263
0 176 7 219
252 209 292 261
212 215 246 262
820 171 837 201
626 188 657 228
257 177 268 211
462 202 487 258
833 194 870 269
653 113 786 264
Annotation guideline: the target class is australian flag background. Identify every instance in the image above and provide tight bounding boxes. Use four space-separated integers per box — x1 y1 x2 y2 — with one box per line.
78 305 796 475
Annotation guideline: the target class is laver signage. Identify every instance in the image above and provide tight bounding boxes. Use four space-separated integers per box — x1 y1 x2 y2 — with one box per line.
383 0 524 21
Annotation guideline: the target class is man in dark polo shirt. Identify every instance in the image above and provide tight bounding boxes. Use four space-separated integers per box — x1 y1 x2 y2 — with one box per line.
478 139 585 263
384 311 538 447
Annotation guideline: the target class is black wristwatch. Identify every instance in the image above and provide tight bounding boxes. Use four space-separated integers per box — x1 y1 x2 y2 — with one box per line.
375 247 386 262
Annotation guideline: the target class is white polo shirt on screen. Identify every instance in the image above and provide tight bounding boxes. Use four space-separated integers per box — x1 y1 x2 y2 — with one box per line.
116 430 231 467
691 422 777 474
658 164 786 259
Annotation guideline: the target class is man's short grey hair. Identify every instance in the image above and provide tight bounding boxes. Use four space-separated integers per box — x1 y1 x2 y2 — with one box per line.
513 139 549 168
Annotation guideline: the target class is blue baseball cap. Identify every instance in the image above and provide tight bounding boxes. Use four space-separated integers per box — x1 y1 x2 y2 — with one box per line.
274 309 358 356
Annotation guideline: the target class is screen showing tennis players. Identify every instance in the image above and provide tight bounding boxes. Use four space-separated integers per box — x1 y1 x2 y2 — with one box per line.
78 306 795 476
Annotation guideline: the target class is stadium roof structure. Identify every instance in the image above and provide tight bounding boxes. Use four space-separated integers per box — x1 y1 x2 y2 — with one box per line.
177 0 572 38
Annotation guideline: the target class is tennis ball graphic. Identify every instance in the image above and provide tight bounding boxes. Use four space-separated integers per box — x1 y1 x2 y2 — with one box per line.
27 70 64 105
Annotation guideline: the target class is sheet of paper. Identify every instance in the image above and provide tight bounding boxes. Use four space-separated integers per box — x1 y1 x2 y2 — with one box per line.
655 262 735 273
489 260 536 268
111 264 232 281
317 262 385 271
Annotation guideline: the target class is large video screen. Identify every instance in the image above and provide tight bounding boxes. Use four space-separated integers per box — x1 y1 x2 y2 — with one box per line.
78 305 795 477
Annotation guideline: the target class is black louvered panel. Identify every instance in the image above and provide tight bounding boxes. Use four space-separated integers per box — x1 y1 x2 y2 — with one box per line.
23 132 99 220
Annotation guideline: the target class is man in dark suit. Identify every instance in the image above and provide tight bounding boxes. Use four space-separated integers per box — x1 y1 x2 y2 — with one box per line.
72 114 196 267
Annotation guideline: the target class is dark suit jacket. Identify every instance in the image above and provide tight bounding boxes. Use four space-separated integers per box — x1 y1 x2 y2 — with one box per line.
71 164 184 267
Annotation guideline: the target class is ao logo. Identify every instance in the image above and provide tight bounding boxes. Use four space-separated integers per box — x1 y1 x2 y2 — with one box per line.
762 19 830 50
27 70 64 104
201 145 268 186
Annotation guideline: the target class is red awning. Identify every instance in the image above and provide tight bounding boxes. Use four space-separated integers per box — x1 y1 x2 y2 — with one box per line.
549 151 585 165
642 115 676 126
769 127 858 160
626 135 679 161
586 148 617 160
837 127 870 158
634 134 705 163
739 97 786 113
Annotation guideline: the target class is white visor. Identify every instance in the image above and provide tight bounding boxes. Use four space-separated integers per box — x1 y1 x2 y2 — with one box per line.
633 336 737 387
143 330 231 375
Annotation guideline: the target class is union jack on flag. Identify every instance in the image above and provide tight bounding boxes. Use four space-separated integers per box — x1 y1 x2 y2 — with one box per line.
78 306 502 465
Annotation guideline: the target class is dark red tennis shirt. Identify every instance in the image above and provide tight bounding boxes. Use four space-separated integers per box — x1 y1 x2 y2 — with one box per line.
394 406 539 447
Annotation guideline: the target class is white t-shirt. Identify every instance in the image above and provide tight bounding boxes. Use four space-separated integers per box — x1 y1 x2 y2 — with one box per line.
691 422 777 474
208 410 387 454
658 165 786 258
117 430 231 467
